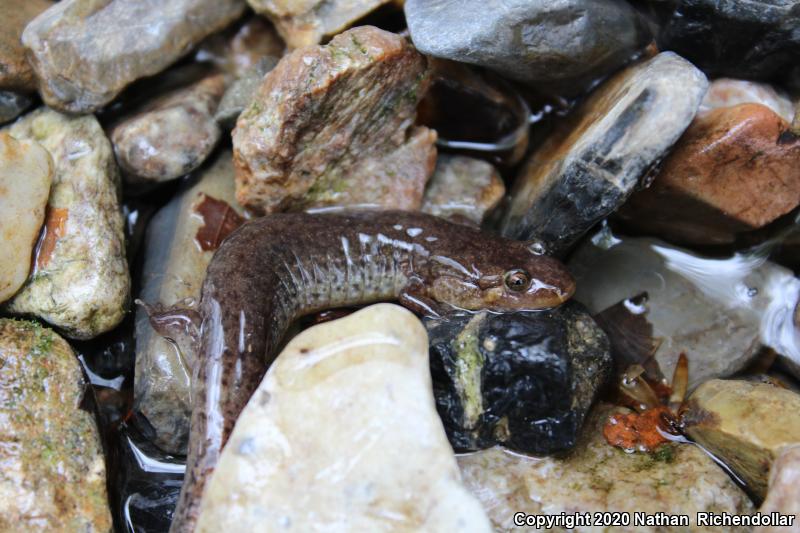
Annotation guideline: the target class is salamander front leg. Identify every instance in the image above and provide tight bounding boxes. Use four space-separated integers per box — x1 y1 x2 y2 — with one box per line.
399 281 447 318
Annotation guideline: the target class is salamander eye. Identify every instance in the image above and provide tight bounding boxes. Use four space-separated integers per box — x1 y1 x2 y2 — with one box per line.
504 269 530 292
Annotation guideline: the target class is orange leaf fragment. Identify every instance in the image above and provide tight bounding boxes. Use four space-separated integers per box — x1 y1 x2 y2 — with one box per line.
34 206 68 270
603 406 673 452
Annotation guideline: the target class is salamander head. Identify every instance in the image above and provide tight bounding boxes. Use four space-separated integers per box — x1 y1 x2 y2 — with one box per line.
428 242 576 311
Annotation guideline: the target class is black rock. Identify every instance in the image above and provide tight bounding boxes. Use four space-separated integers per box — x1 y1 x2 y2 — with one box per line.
655 0 800 80
425 301 611 455
109 423 184 533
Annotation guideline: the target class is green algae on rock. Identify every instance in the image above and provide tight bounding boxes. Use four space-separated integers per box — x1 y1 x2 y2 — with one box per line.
459 403 754 533
233 26 436 214
0 318 112 532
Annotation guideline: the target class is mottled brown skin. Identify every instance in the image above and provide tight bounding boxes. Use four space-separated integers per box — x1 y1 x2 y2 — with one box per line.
170 211 575 532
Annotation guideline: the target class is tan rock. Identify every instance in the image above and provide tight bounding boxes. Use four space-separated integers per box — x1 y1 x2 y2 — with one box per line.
21 0 247 113
619 103 800 245
111 73 227 183
233 26 435 214
459 403 754 533
0 0 51 92
247 0 392 48
5 109 130 339
0 319 112 532
0 133 52 304
197 303 491 532
683 379 800 500
422 155 505 225
756 445 800 533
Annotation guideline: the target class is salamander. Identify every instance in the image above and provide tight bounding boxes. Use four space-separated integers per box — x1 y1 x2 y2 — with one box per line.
170 210 575 532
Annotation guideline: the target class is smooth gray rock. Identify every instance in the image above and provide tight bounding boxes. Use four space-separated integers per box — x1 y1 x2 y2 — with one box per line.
0 91 32 124
404 0 651 94
22 0 247 113
214 57 278 130
501 52 708 255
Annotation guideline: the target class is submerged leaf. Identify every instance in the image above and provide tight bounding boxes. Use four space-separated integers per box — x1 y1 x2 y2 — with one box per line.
193 193 244 251
594 292 664 382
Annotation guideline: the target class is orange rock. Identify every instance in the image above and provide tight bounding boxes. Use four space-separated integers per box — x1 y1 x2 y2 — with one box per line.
618 103 800 245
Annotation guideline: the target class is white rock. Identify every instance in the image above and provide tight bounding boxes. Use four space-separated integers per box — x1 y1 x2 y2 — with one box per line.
0 133 52 303
197 303 491 533
756 444 800 533
701 78 795 122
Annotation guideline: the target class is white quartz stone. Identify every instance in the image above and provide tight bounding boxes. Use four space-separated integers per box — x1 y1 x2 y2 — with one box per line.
197 303 491 533
0 133 52 303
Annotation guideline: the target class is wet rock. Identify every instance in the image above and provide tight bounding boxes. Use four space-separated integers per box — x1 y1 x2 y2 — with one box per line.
501 52 708 255
0 133 52 304
196 304 491 532
134 151 244 454
0 90 33 125
247 0 392 49
425 302 611 455
421 155 504 225
618 103 800 245
215 58 278 131
0 319 112 531
21 0 247 113
683 379 800 500
112 424 184 533
196 16 284 79
4 109 130 340
458 403 754 533
569 230 800 388
111 74 227 183
233 26 435 213
701 78 795 123
755 445 800 532
0 0 50 92
405 0 651 95
655 0 800 80
418 60 531 167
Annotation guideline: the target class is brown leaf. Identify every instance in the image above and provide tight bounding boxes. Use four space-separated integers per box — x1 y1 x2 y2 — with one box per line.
34 206 68 270
593 292 665 382
194 193 244 251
